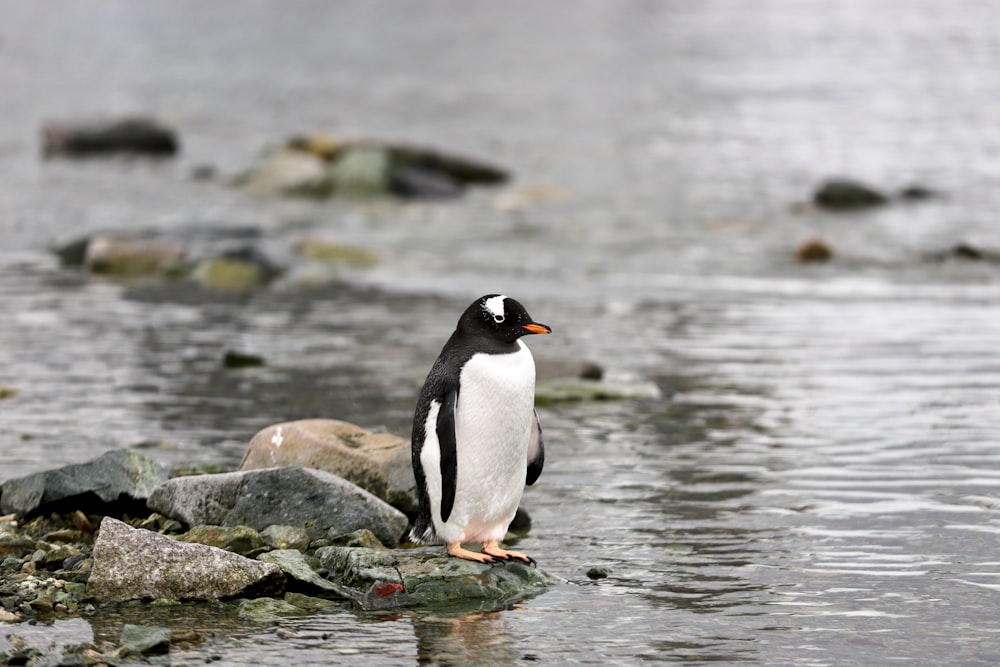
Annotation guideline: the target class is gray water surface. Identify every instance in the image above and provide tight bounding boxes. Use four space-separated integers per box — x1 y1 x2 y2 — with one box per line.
2 1 1000 664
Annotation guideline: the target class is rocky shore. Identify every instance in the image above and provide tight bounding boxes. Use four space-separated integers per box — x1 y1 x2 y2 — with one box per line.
0 420 563 665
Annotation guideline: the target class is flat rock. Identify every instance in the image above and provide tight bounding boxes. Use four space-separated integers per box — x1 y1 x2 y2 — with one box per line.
120 624 171 655
87 517 284 602
237 597 307 622
0 449 169 518
240 420 418 514
42 117 179 158
261 524 310 551
147 466 409 547
257 549 353 598
316 546 563 608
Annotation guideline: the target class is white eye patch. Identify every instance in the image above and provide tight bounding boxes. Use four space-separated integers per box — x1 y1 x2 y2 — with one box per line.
484 295 507 321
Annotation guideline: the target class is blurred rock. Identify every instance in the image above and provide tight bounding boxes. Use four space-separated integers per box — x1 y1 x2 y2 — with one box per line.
0 385 17 400
535 378 662 406
240 420 418 514
316 546 561 609
534 357 604 383
243 149 333 198
192 246 281 291
261 524 310 551
898 184 939 202
222 350 266 369
257 549 353 598
0 449 168 518
387 142 509 185
294 238 378 267
389 163 464 199
237 597 306 622
926 242 1000 263
120 624 171 655
812 178 888 211
41 116 179 158
796 238 834 263
147 466 409 547
285 132 343 160
83 235 188 277
87 517 284 602
330 145 392 196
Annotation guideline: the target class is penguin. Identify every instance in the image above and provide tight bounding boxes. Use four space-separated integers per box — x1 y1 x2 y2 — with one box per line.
410 294 551 564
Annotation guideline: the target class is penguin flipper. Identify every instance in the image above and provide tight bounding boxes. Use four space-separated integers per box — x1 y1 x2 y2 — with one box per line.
437 388 459 523
526 409 544 486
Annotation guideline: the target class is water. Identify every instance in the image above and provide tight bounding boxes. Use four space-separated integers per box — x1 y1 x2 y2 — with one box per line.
3 1 1000 664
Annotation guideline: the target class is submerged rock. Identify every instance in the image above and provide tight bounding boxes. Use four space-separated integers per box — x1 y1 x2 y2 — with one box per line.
316 546 562 609
120 624 172 655
147 466 409 547
0 449 169 518
41 116 179 158
237 597 307 622
240 420 418 514
812 178 889 211
87 517 284 602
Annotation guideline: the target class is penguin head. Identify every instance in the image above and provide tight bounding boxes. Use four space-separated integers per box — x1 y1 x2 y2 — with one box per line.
459 294 552 343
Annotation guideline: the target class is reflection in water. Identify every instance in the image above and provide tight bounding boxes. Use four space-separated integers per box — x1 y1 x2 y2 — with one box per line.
412 609 521 666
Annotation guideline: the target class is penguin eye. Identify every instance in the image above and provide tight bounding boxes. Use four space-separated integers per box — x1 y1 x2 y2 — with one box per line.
493 314 505 323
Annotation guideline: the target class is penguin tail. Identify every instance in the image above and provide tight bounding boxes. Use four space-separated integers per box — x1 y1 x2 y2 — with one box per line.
408 517 437 545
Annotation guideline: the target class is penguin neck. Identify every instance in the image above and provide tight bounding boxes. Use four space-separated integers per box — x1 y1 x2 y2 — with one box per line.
449 329 522 356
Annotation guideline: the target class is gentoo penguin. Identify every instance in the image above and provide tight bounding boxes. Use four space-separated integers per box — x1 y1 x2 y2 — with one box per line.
410 294 550 564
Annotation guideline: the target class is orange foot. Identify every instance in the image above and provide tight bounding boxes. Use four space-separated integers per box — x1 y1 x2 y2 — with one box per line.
483 539 536 566
447 542 500 564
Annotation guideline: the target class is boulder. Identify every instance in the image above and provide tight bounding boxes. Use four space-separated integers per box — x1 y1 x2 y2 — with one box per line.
240 420 418 514
812 178 889 211
86 517 284 602
317 546 562 609
0 449 169 518
243 149 333 198
41 117 179 158
147 466 409 547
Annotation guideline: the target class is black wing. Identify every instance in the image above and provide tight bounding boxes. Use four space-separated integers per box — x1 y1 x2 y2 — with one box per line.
437 388 459 522
526 409 544 486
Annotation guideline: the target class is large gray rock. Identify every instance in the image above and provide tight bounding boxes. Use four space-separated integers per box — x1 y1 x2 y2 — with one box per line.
317 546 563 608
147 466 409 547
87 517 284 602
0 449 169 518
239 420 418 513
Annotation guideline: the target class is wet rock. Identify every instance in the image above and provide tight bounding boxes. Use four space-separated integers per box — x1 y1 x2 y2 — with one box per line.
192 246 281 291
534 378 662 406
83 235 188 277
87 517 284 602
148 466 409 547
0 449 169 518
261 525 311 552
285 132 342 160
387 142 509 186
926 242 1000 263
41 117 179 158
317 546 562 609
898 184 939 201
389 163 464 199
586 566 612 580
0 385 17 400
243 149 334 198
120 624 171 655
237 597 306 622
222 350 265 369
240 420 418 514
257 549 352 598
177 525 266 556
812 178 889 211
294 238 378 267
330 145 391 196
284 591 339 612
796 238 834 263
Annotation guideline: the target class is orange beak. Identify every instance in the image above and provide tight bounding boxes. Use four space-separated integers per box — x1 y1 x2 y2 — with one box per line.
521 323 552 335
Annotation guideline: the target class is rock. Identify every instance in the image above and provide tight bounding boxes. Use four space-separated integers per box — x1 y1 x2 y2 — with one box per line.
534 357 604 383
120 624 171 655
534 378 662 406
294 238 378 267
0 608 18 623
261 525 311 551
812 178 889 211
389 163 464 199
177 525 265 556
927 242 1000 263
243 149 333 198
0 449 169 518
285 132 343 160
86 517 284 602
0 385 17 400
83 235 188 276
284 591 339 612
41 117 179 158
257 549 353 598
317 546 561 609
240 420 418 514
147 466 409 547
898 184 939 201
222 350 265 369
237 597 306 622
796 238 834 263
330 145 392 196
386 142 509 185
327 528 387 550
192 246 281 292
586 566 612 580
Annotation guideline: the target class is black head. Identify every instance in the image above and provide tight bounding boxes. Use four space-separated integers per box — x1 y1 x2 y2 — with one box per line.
457 294 552 344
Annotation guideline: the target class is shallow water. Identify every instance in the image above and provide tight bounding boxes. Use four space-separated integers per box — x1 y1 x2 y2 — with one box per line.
3 1 1000 664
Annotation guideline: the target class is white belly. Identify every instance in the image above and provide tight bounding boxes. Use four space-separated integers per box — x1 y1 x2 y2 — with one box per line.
432 341 536 544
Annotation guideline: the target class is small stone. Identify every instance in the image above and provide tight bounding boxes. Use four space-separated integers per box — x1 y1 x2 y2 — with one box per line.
796 238 834 263
260 525 310 552
0 608 19 623
121 624 172 655
327 528 386 551
222 351 265 369
812 178 889 211
586 567 612 580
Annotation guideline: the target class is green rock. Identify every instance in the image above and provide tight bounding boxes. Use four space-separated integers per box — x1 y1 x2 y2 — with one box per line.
316 546 563 608
260 525 310 552
237 597 307 622
193 257 266 292
284 591 339 612
295 238 378 267
121 623 172 654
331 146 391 196
178 525 265 556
